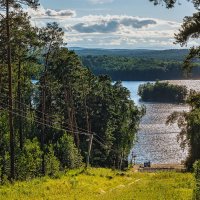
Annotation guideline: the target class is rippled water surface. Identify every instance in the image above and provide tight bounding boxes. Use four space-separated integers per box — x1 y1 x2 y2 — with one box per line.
123 80 200 164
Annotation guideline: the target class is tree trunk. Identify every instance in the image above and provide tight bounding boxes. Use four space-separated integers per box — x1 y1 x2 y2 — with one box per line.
63 85 74 134
0 64 2 94
41 74 46 175
6 0 15 180
69 88 80 147
17 60 23 150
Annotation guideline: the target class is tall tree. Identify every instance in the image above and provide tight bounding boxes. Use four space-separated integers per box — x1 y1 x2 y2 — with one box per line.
0 0 39 180
149 0 200 71
0 11 39 150
38 22 64 175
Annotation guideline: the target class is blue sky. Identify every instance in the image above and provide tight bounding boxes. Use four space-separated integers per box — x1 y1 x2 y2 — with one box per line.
27 0 197 49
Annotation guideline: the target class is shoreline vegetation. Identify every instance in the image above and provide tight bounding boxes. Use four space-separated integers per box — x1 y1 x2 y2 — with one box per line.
138 81 188 103
80 54 200 81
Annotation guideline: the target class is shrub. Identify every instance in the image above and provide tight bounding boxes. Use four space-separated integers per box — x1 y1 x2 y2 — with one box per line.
193 160 200 200
15 138 42 180
0 151 10 184
44 145 60 178
56 133 83 169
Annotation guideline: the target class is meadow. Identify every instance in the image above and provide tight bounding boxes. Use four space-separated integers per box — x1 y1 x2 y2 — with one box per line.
0 168 195 200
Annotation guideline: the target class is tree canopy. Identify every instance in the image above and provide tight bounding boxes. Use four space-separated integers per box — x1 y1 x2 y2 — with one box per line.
150 0 200 9
0 6 144 182
150 0 200 72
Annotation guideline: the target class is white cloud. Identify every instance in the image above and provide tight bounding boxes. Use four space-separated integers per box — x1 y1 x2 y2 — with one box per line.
27 9 183 49
26 6 76 19
71 16 157 33
45 9 76 17
88 0 114 4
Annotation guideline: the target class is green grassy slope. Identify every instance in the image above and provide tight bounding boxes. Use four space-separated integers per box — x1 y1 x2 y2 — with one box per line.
0 168 195 200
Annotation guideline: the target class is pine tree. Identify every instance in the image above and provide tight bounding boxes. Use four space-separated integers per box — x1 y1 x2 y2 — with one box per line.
0 0 39 181
149 0 200 70
38 22 64 175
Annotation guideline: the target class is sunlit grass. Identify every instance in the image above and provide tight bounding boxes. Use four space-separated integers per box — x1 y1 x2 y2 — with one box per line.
0 168 195 200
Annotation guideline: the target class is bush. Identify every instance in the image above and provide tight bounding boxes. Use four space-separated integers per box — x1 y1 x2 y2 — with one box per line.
44 145 60 178
56 133 83 169
0 151 10 184
16 138 42 180
193 160 200 200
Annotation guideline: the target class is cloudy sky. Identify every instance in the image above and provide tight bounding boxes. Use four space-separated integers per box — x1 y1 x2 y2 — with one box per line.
27 0 196 49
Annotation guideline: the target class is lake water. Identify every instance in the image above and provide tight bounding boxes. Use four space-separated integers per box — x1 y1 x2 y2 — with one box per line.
123 80 200 164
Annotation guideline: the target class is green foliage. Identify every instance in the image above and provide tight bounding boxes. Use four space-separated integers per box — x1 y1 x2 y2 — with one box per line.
193 160 200 200
15 138 42 180
0 112 10 184
167 92 200 169
76 48 189 60
44 145 60 178
138 81 188 103
150 0 200 75
149 0 200 10
0 9 143 182
0 0 39 9
56 133 83 169
194 161 200 181
81 55 200 81
0 151 10 184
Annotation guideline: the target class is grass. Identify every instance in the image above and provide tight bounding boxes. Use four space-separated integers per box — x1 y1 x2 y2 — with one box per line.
0 168 195 200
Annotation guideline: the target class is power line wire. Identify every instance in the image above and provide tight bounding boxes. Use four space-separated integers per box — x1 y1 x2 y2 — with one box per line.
1 103 121 157
0 92 96 134
0 103 91 136
1 97 120 153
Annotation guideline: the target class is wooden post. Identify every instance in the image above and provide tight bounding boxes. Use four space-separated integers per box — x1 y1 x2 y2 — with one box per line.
86 133 93 168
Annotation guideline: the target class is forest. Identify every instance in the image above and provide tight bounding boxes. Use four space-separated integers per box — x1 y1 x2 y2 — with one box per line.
81 55 200 81
138 81 188 103
1 0 200 199
74 48 189 60
0 1 144 182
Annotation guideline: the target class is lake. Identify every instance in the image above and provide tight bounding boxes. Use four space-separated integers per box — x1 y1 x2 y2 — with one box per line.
123 80 200 164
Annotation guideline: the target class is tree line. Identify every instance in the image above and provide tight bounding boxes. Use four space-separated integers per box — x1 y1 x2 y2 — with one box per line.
138 81 188 103
81 55 200 81
0 1 143 182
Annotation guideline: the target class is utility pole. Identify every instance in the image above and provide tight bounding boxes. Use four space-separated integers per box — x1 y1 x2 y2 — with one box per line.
131 152 136 166
6 0 15 180
86 132 93 168
81 74 93 168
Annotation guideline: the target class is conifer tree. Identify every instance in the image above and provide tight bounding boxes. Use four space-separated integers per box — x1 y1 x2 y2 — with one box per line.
149 0 200 71
0 0 39 181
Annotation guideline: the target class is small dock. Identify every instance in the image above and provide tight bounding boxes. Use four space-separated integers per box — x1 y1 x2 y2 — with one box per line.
133 164 186 172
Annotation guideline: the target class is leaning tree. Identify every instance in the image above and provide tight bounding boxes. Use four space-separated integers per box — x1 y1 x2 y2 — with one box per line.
149 0 200 71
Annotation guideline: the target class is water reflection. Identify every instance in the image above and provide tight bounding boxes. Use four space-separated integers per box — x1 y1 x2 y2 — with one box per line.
123 80 200 164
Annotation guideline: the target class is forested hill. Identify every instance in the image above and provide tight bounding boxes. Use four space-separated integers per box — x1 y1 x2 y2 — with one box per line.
70 48 200 81
71 47 189 61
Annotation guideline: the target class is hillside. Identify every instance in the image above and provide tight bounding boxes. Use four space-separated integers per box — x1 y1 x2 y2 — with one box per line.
0 168 194 200
68 48 200 81
71 47 189 61
80 54 200 81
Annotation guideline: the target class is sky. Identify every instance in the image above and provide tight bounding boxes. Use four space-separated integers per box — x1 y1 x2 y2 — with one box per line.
26 0 197 49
